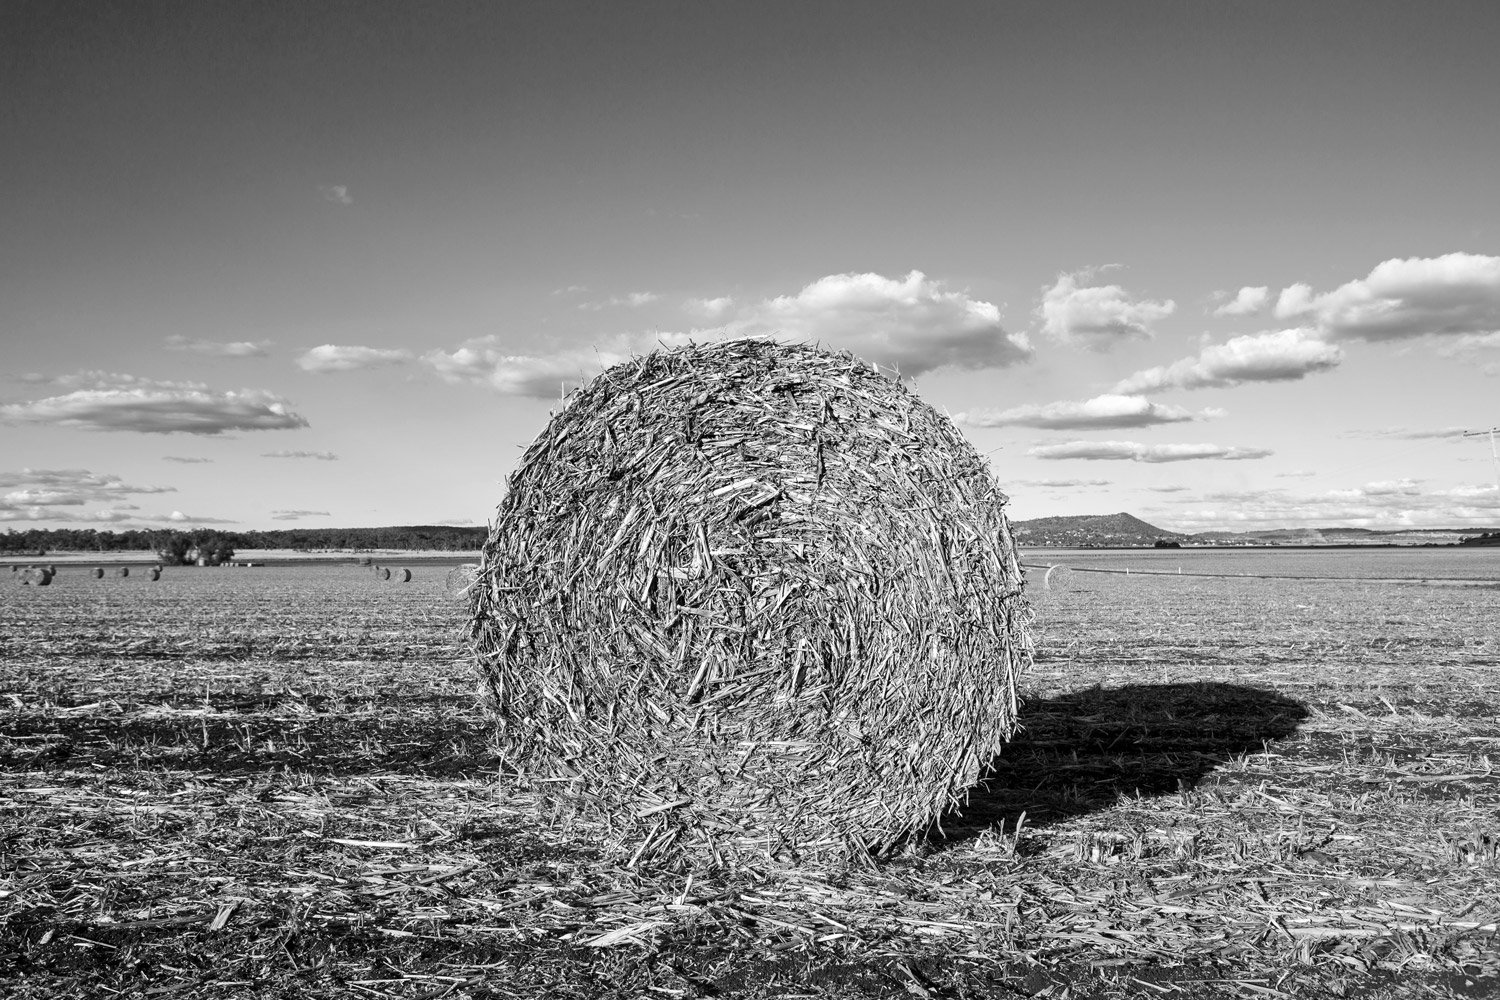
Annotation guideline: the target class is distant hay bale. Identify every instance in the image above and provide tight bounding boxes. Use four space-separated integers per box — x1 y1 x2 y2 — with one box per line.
116 566 129 578
469 339 1033 866
396 568 412 582
444 563 480 601
379 567 391 580
93 567 104 579
359 556 372 567
21 567 53 587
148 567 161 581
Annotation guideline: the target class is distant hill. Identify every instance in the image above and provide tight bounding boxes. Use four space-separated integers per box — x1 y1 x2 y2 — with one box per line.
1011 512 1184 547
1011 513 1500 547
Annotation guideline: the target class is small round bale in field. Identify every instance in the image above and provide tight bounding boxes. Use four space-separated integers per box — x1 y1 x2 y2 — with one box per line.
21 567 53 586
116 566 129 577
93 566 105 579
395 568 412 582
469 339 1033 865
147 567 161 581
379 567 391 580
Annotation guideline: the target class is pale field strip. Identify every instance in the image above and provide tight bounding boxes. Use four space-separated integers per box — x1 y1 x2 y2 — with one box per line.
0 558 1497 995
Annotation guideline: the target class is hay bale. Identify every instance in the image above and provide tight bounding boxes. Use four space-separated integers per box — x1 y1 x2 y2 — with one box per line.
116 566 129 577
148 567 161 581
395 568 412 582
444 563 480 601
469 339 1032 865
93 566 105 579
20 567 53 587
379 567 391 580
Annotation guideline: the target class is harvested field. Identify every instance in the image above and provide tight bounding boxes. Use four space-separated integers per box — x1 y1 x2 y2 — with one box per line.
1 556 1498 998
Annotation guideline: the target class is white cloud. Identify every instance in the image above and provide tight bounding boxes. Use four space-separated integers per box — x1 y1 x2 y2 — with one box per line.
422 331 703 398
424 270 1031 397
0 469 175 503
751 270 1031 374
580 291 662 311
1147 485 1191 492
0 386 308 435
19 371 209 392
1150 480 1500 530
164 456 213 463
1013 477 1112 488
164 336 272 357
270 509 331 520
0 506 141 523
319 184 352 205
1348 426 1470 441
262 450 338 460
1112 328 1342 394
1036 267 1175 351
161 510 237 524
1213 286 1270 317
955 394 1215 430
1274 283 1315 319
685 295 736 318
1028 440 1273 463
1275 253 1500 341
296 345 414 373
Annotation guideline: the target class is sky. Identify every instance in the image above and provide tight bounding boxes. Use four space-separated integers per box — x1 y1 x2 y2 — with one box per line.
3 0 1500 534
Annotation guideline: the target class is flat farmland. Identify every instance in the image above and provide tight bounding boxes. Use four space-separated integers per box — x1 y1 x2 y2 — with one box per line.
2 554 1498 999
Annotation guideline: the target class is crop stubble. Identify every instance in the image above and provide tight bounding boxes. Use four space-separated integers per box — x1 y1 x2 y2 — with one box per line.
0 560 1497 998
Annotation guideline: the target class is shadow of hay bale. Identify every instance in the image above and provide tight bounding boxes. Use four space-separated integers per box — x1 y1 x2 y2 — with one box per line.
921 681 1309 850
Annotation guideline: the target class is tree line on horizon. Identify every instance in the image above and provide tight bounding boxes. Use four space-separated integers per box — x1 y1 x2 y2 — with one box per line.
0 525 489 556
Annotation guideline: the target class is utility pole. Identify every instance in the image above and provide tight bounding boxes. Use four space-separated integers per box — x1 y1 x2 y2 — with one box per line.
1464 427 1500 493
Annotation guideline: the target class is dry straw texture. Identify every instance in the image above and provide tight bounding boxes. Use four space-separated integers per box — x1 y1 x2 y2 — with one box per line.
469 339 1033 867
396 568 412 583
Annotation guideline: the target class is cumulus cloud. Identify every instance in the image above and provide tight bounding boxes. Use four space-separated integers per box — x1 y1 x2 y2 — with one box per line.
580 292 662 311
1112 328 1343 394
1347 426 1470 441
1149 480 1500 530
0 506 140 523
1213 286 1270 317
18 371 208 392
164 336 272 357
1036 267 1175 351
296 345 414 373
422 331 701 398
0 384 308 435
271 509 331 520
1274 253 1500 341
1028 440 1273 463
319 184 352 205
1013 477 1112 488
0 469 175 503
750 270 1032 374
160 510 237 524
262 450 338 460
685 296 736 318
954 394 1216 430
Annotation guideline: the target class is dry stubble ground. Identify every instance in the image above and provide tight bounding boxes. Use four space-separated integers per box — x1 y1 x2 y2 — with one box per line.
0 558 1497 999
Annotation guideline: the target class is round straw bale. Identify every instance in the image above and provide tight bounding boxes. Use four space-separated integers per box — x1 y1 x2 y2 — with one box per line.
379 567 391 580
93 567 105 579
396 568 412 582
116 566 129 577
21 567 53 586
444 563 480 601
469 339 1033 865
148 567 161 581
